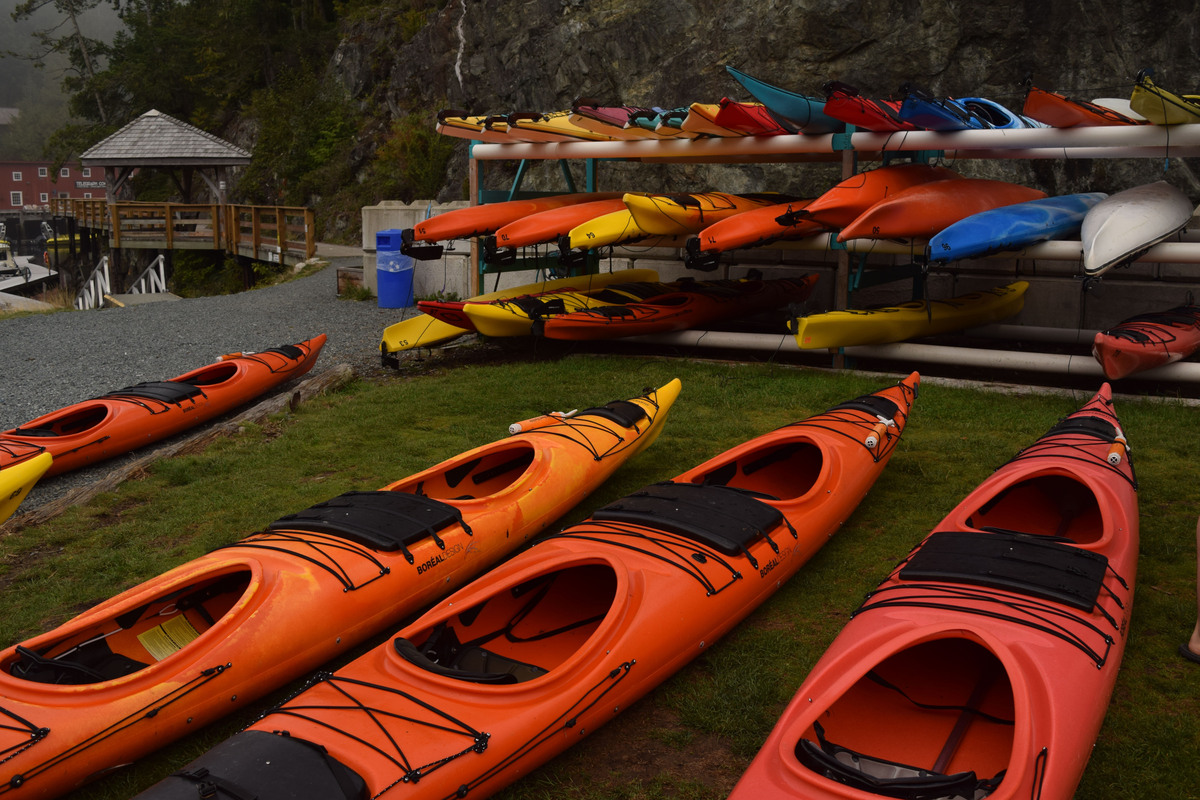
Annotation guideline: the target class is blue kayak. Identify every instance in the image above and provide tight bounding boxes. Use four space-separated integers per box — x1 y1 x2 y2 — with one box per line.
962 97 1048 129
898 84 992 131
725 65 845 134
928 192 1109 263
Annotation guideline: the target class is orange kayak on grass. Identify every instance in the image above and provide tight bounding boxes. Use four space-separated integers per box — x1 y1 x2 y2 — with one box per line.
1092 304 1200 380
730 383 1137 800
409 193 625 243
0 380 680 800
539 274 819 340
131 373 919 800
0 336 326 478
838 179 1047 242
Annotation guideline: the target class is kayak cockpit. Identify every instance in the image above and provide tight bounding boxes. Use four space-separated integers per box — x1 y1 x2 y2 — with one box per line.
796 637 1013 798
5 570 252 685
966 473 1102 545
692 440 823 501
387 442 537 500
394 563 618 684
10 404 109 438
175 361 240 386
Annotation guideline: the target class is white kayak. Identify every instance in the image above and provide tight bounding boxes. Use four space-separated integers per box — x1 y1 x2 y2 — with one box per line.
1081 181 1194 277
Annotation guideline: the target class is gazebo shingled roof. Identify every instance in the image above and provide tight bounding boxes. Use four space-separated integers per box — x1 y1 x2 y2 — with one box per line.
81 109 251 203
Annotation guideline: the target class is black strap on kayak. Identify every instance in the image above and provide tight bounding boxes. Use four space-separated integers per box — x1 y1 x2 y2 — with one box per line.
170 766 259 800
897 530 1110 611
266 490 468 564
103 380 205 406
590 481 792 570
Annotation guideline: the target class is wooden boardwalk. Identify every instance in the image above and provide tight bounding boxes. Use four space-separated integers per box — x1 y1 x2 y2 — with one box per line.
49 199 316 265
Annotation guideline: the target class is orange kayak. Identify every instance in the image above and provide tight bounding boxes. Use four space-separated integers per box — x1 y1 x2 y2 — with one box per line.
489 197 631 250
539 274 819 340
1092 304 1200 380
802 163 961 230
730 383 1137 800
409 193 624 243
838 179 1047 242
686 199 819 269
0 336 326 478
1021 84 1146 127
132 373 919 800
0 380 679 800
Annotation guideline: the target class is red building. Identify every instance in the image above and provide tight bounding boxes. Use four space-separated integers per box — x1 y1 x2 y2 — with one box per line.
0 161 107 210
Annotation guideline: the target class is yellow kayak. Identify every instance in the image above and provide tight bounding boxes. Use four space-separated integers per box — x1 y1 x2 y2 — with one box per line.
380 269 658 361
507 111 616 142
463 282 679 338
1130 69 1200 124
792 281 1029 349
566 208 667 250
0 450 52 523
623 191 795 236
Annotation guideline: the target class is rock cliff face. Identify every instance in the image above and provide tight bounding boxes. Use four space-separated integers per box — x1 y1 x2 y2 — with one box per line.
332 0 1200 200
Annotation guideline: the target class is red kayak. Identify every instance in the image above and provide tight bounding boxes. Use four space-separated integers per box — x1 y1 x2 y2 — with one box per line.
538 275 818 340
129 374 919 800
822 81 920 132
731 383 1137 800
1092 304 1200 379
0 336 326 477
714 97 792 135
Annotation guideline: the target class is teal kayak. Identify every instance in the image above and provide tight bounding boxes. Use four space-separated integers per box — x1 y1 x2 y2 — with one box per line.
725 65 845 134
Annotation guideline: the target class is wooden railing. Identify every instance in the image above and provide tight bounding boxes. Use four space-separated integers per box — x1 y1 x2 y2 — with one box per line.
48 199 316 264
225 205 316 262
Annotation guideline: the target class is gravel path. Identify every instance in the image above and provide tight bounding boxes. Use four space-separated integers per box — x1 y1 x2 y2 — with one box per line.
1 264 414 514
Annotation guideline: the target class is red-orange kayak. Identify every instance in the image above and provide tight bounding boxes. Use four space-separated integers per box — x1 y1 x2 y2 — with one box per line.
838 179 1047 242
131 373 919 800
1092 304 1200 380
0 336 326 478
730 383 1136 800
0 380 679 799
489 197 631 250
802 163 961 230
539 274 819 340
409 193 625 243
686 199 819 269
1021 84 1146 127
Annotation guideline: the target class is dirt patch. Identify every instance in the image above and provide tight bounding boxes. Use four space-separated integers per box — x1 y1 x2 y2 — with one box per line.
542 692 751 797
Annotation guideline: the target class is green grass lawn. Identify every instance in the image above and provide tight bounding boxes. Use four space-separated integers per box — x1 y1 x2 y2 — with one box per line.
4 351 1197 800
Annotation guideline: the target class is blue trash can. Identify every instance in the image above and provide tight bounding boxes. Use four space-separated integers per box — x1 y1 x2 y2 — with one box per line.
376 229 415 309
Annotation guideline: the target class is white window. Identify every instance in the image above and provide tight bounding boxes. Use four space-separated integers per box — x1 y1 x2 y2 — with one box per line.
11 171 20 181
38 167 47 177
9 191 22 207
82 167 91 177
83 192 92 199
39 193 48 203
59 167 69 178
